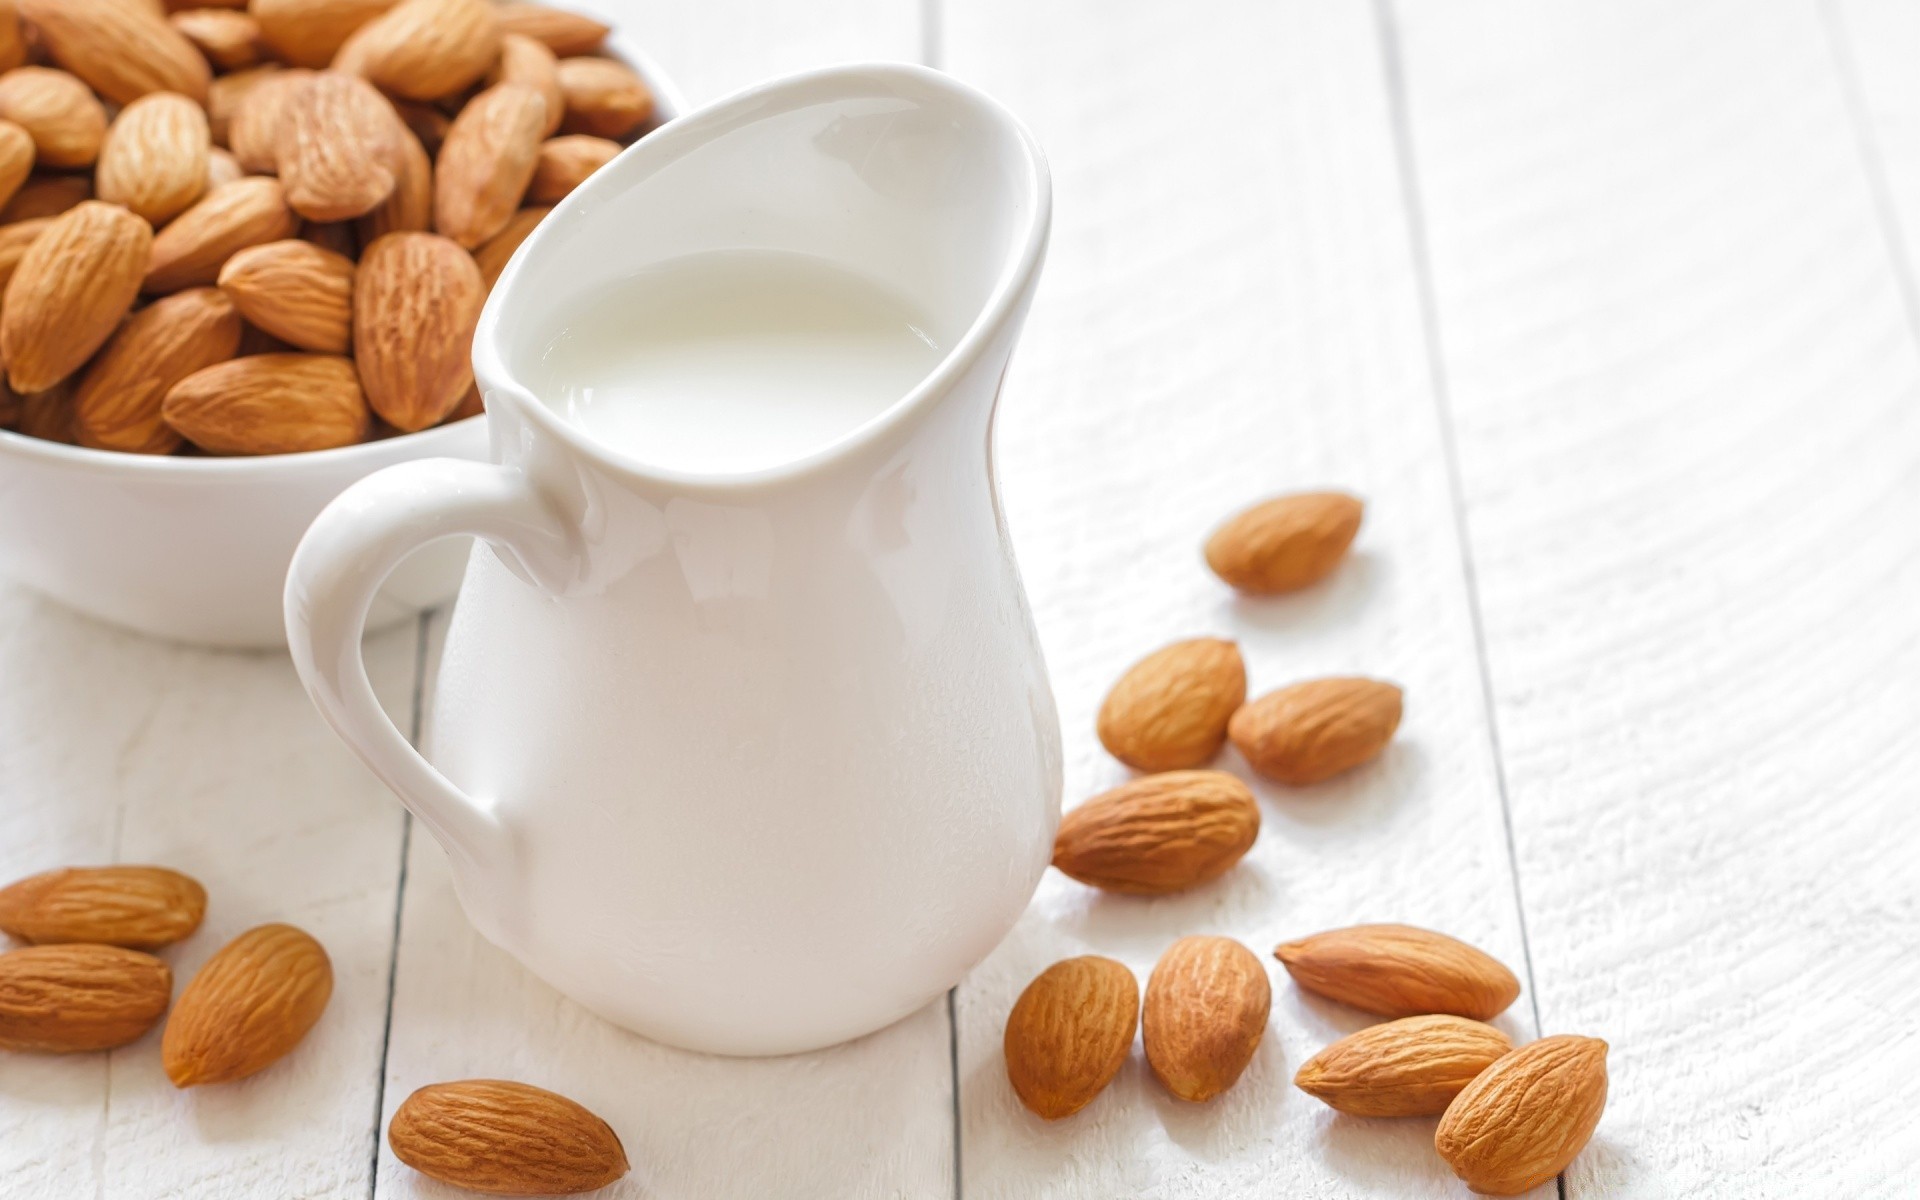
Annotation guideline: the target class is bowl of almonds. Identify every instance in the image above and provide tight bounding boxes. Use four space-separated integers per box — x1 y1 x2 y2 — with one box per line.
0 0 679 647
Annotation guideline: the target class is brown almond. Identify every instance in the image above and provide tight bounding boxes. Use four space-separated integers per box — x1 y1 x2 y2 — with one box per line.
1142 936 1269 1102
1435 1035 1609 1195
333 0 500 102
225 66 310 173
489 32 561 136
0 943 172 1051
161 923 332 1085
353 231 482 428
391 98 450 153
1096 637 1246 772
13 381 74 442
162 352 368 453
449 382 481 420
1273 924 1521 1020
281 71 405 222
555 56 651 139
217 238 353 353
0 67 108 168
1 174 92 223
472 203 548 287
206 63 277 146
0 214 46 290
1004 956 1138 1120
252 0 397 68
355 123 429 240
170 9 261 70
0 118 28 210
1051 770 1259 895
302 217 357 257
1205 490 1363 594
433 81 545 248
96 91 211 225
493 2 607 56
1228 676 1401 786
526 133 617 204
18 0 210 106
1294 1014 1512 1117
146 176 301 292
0 1 24 73
389 1079 630 1195
2 200 150 393
0 865 207 948
74 287 242 452
206 146 243 189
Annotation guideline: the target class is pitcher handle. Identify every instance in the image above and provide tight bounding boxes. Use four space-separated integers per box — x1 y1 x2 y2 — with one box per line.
285 458 575 873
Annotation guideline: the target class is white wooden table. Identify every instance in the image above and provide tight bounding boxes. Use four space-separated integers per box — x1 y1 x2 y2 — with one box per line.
5 0 1920 1195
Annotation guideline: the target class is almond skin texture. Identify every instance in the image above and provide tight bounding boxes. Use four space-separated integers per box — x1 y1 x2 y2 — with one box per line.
1004 956 1138 1120
1051 770 1259 895
162 922 332 1086
493 2 607 55
75 287 242 452
433 81 546 248
145 176 301 292
0 866 207 948
217 238 353 352
333 0 500 102
353 230 483 429
555 56 652 139
18 0 210 106
1142 936 1270 1102
489 33 562 135
1205 490 1364 594
163 352 369 453
2 201 151 393
0 943 172 1051
281 71 404 222
1097 637 1247 772
170 8 261 70
251 0 396 67
0 118 31 210
0 67 109 168
96 92 212 225
526 133 618 203
1228 676 1402 786
1435 1035 1609 1195
225 66 311 173
1274 924 1521 1020
472 203 548 286
1295 1014 1513 1117
389 1079 630 1195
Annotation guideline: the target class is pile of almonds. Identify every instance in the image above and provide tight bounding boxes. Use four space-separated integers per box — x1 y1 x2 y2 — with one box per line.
1005 490 1612 1196
0 0 655 455
0 862 627 1195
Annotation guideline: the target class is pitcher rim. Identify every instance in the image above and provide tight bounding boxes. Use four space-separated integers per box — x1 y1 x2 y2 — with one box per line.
472 61 1053 494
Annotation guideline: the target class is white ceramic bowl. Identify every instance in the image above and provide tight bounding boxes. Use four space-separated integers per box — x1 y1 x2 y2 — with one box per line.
0 40 683 649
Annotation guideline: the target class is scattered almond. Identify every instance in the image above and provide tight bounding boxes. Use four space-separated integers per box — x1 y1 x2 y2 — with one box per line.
0 67 109 168
333 0 500 102
225 66 312 173
388 1079 630 1195
1051 770 1259 894
169 8 262 71
1294 1014 1512 1117
145 176 301 292
161 922 332 1086
555 56 653 140
75 287 242 452
0 943 172 1051
1274 924 1521 1021
251 0 397 68
1142 936 1269 1102
1205 491 1364 594
472 203 549 287
2 200 151 393
433 81 546 248
353 230 483 429
1096 637 1246 772
494 2 608 56
95 91 211 225
217 238 353 352
0 865 207 948
1004 956 1138 1120
1435 1035 1608 1195
280 71 405 222
17 0 210 106
1228 676 1402 785
162 352 370 453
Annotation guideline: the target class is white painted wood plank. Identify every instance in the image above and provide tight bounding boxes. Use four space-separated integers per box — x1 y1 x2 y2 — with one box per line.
0 589 420 1198
943 2 1544 1195
1390 0 1920 1194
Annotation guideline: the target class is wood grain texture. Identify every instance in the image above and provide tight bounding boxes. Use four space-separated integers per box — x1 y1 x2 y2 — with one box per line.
942 0 1540 1194
1390 0 1920 1193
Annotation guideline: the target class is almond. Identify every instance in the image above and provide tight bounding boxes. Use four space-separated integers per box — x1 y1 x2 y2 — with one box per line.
95 91 211 225
355 123 429 240
0 67 108 168
146 176 301 292
206 145 243 189
489 32 561 136
392 98 450 153
433 81 545 248
1096 637 1246 772
352 231 482 428
1142 936 1269 1102
0 2 24 73
207 65 278 147
169 8 261 70
0 214 46 290
1 174 92 223
333 0 500 102
449 382 481 420
472 203 547 287
2 201 150 393
13 381 74 442
493 2 607 56
217 239 352 352
1294 1014 1512 1117
162 352 369 452
17 0 210 106
0 865 208 948
74 287 241 452
526 133 617 204
555 56 652 139
389 1079 630 1194
1205 490 1364 594
1228 676 1402 785
1273 924 1521 1020
161 922 332 1085
302 217 357 257
281 71 405 222
252 0 397 68
1435 1035 1608 1195
1051 770 1259 894
0 118 28 210
225 66 310 173
0 943 172 1051
1004 956 1138 1120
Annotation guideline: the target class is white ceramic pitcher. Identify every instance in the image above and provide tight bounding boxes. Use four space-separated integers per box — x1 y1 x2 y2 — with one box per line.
285 65 1060 1056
